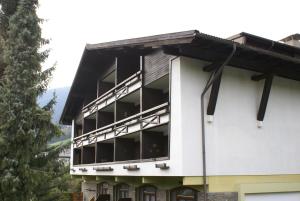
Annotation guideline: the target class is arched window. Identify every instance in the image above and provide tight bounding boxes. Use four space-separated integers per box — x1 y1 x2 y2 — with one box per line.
97 182 109 195
116 183 130 200
96 182 110 201
171 187 197 201
139 185 157 201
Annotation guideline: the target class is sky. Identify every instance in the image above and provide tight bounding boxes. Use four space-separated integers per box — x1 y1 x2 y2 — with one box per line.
38 0 300 89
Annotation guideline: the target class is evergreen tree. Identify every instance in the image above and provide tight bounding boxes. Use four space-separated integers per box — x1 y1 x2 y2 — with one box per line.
0 0 21 77
0 0 20 37
0 0 69 200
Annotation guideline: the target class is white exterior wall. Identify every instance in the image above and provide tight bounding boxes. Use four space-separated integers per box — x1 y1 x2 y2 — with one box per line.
179 56 300 176
70 120 74 171
174 57 207 176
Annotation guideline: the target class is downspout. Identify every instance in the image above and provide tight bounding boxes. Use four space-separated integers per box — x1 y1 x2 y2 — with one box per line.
201 44 236 201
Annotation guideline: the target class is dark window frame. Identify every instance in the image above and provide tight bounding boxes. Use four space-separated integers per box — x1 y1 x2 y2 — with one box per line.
97 182 110 196
115 183 130 200
170 187 198 201
139 185 157 201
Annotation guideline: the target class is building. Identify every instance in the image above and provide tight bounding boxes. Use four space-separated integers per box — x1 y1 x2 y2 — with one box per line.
59 147 71 164
60 30 300 201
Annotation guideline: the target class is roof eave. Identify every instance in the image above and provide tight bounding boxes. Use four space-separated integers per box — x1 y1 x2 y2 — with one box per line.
59 47 89 125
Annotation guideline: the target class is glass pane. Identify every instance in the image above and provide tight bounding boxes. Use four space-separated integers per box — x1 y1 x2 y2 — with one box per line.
171 188 196 201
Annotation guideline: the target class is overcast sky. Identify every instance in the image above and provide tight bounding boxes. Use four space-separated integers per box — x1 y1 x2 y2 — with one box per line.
38 0 300 89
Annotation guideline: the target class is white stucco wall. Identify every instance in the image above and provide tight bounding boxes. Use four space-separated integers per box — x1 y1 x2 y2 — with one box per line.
70 120 74 170
178 56 300 176
175 57 208 175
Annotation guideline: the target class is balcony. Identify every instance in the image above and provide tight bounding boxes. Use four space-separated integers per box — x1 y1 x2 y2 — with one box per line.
72 103 169 166
82 70 142 118
74 102 169 148
73 69 170 166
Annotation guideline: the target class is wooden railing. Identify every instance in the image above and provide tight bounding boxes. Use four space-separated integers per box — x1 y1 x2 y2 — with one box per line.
74 102 169 146
82 70 142 115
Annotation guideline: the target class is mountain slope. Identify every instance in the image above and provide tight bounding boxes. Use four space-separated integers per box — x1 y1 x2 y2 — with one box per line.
38 86 71 143
38 87 70 123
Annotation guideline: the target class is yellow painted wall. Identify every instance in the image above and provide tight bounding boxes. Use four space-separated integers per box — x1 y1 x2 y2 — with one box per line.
183 175 300 192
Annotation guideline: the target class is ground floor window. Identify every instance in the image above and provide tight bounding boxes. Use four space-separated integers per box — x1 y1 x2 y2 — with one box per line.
116 183 130 200
171 187 197 201
97 182 110 201
139 185 157 201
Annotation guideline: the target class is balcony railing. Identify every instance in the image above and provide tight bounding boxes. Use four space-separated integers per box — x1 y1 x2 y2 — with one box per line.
73 102 169 148
82 71 142 118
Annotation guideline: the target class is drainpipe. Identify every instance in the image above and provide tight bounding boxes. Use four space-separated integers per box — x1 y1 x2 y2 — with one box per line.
201 44 236 201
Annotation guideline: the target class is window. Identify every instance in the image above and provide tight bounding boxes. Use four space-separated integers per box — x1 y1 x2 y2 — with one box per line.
116 183 130 200
97 182 109 195
97 182 110 201
171 187 197 201
140 186 156 201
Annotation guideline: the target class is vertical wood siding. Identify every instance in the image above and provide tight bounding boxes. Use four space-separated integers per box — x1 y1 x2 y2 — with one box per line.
144 49 171 85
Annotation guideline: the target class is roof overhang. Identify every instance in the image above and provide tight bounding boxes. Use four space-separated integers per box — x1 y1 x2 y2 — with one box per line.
280 33 300 42
60 30 300 125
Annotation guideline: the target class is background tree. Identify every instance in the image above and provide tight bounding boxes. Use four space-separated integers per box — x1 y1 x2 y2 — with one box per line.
0 0 70 200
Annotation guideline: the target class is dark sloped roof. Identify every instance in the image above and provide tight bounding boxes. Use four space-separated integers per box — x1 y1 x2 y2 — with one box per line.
280 34 300 42
60 30 300 124
86 30 197 50
227 32 300 56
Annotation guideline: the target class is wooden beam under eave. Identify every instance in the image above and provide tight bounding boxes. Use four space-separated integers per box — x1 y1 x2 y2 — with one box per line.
203 61 222 72
207 72 223 116
257 74 274 121
251 73 269 81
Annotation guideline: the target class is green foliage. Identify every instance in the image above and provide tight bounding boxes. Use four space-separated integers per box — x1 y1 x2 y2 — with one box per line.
0 0 21 39
0 0 21 77
0 0 71 200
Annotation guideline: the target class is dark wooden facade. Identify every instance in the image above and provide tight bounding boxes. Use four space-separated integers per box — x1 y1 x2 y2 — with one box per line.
70 47 171 166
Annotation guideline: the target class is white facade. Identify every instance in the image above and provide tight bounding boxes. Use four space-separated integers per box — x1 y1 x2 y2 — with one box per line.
179 56 300 176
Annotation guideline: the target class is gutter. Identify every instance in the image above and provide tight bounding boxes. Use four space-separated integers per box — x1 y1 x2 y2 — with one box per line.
201 44 236 201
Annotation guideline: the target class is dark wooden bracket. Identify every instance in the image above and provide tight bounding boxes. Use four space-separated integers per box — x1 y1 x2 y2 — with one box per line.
93 167 113 171
123 165 139 171
79 168 87 172
253 73 274 121
207 71 223 116
203 61 222 72
251 73 269 81
155 163 169 170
